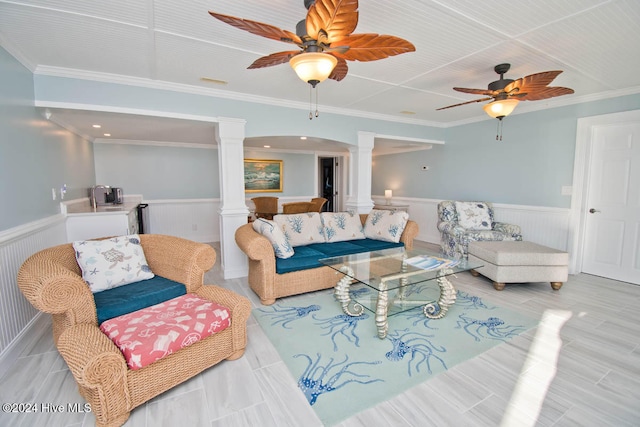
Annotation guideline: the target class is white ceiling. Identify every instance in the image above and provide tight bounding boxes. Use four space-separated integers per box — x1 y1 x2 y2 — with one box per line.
2 0 640 152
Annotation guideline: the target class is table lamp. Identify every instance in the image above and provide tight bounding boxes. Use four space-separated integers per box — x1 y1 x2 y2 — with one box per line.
385 189 392 205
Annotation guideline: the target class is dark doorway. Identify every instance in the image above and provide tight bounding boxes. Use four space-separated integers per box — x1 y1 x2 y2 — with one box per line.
319 157 336 212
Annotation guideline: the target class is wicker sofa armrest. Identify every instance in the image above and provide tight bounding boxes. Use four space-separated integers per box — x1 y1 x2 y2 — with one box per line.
400 220 419 250
57 324 130 425
139 234 216 293
235 223 275 261
493 222 523 238
17 245 96 323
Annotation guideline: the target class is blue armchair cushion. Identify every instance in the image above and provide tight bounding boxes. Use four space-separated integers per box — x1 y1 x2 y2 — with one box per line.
93 275 187 324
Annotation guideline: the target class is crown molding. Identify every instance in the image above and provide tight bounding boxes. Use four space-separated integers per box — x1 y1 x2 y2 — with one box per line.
0 36 37 72
33 65 444 127
93 138 217 150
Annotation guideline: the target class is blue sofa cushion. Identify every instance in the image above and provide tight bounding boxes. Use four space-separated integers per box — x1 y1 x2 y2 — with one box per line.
275 239 405 274
349 239 405 252
93 276 187 324
273 246 326 274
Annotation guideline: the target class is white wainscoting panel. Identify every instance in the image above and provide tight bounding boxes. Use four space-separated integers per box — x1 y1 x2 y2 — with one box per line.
0 215 67 368
492 203 570 251
145 199 220 243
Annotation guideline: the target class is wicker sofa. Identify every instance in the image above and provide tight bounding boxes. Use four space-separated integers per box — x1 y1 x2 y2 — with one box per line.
235 213 419 305
17 234 251 427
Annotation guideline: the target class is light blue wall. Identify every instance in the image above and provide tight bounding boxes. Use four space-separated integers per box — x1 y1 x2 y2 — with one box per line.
372 94 640 208
0 47 95 231
33 75 444 145
4 46 640 230
94 143 220 199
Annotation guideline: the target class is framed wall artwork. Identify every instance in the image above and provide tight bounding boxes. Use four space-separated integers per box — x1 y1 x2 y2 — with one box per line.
244 159 283 193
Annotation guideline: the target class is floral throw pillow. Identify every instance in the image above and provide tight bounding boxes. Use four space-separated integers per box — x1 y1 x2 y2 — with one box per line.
455 202 492 230
273 212 326 247
252 218 295 259
363 209 409 243
320 211 365 242
73 234 154 293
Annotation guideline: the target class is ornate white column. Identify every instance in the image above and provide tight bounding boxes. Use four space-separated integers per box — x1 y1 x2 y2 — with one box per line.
216 117 249 279
344 131 375 213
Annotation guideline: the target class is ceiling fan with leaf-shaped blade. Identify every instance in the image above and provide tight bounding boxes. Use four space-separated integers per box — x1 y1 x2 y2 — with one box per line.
437 63 574 118
208 0 415 87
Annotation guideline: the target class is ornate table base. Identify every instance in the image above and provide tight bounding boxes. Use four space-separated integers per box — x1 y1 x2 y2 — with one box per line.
334 266 458 339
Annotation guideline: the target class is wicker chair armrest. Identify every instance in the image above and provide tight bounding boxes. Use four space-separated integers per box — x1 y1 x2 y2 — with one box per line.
493 222 522 237
140 235 216 293
57 324 130 424
195 285 251 350
17 253 95 321
57 324 127 388
195 285 251 319
235 223 275 261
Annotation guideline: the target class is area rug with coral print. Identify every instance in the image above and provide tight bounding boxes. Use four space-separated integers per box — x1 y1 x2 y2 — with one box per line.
253 286 537 426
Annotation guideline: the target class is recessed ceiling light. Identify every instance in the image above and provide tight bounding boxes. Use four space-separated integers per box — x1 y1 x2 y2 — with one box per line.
400 110 416 115
200 77 228 85
103 133 111 137
300 136 307 140
92 124 101 128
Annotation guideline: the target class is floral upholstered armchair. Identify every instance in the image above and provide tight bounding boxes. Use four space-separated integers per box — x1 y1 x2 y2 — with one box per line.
437 201 522 258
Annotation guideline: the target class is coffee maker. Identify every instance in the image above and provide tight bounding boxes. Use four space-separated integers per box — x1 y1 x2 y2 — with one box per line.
90 185 123 207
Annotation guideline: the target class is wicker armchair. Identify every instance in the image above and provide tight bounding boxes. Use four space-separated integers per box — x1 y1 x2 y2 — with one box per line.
252 196 279 220
309 197 328 212
17 234 251 427
282 201 313 213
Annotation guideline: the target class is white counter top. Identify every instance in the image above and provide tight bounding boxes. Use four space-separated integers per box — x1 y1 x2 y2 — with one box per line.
62 196 143 217
66 202 139 216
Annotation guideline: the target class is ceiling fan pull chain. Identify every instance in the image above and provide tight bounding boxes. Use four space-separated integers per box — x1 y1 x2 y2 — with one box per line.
315 86 319 118
309 85 313 120
496 119 504 141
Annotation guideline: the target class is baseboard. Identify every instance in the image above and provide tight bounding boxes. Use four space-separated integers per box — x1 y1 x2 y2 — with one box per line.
0 312 48 379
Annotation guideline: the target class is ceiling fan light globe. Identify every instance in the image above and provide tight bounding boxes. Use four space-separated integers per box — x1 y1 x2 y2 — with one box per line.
483 99 520 119
289 52 338 85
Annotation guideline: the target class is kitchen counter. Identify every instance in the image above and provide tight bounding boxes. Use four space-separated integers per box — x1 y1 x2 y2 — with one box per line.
62 196 144 241
65 201 140 216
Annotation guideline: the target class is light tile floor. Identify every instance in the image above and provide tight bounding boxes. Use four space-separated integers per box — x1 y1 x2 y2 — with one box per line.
1 241 639 426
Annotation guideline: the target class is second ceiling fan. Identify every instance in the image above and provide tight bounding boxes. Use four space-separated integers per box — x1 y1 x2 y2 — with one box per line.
437 63 575 119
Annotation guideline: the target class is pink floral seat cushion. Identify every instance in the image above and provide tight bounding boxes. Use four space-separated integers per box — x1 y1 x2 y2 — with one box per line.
100 293 231 370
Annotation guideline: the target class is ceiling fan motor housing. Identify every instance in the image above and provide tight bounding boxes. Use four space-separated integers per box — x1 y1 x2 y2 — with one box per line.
488 63 513 92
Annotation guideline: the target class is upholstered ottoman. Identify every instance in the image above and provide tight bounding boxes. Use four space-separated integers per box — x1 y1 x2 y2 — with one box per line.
468 241 568 291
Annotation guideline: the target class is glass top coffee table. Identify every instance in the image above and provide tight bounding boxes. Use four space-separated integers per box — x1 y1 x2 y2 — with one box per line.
320 247 482 339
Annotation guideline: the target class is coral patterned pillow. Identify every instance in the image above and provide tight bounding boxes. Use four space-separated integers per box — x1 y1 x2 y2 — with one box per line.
252 218 294 259
73 234 154 293
363 209 409 243
273 212 326 247
320 211 365 242
100 294 231 370
455 202 492 230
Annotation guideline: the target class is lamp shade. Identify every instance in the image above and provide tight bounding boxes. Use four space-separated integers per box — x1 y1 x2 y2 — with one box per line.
289 52 338 86
483 99 520 119
384 189 393 198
